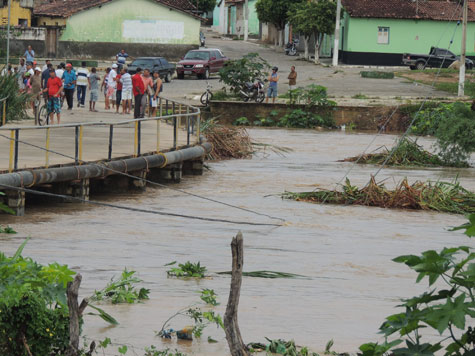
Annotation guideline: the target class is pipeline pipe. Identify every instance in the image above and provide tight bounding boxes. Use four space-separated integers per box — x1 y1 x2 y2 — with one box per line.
0 142 211 188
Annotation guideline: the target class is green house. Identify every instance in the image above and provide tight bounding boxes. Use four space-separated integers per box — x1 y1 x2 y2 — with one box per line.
212 0 259 36
34 0 201 60
340 0 475 66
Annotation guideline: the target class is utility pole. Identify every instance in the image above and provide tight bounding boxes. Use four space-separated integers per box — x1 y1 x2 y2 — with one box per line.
6 0 11 66
458 0 468 96
244 0 249 41
332 0 342 66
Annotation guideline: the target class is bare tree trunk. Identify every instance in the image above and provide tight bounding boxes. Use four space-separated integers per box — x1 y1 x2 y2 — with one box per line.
314 36 321 64
66 274 89 356
224 232 250 356
304 36 309 60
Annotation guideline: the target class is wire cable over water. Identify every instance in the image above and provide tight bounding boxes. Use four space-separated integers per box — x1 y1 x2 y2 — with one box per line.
0 183 282 227
0 133 285 223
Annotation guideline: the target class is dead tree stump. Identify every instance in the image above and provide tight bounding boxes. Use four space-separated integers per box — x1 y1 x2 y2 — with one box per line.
224 232 250 356
66 274 89 356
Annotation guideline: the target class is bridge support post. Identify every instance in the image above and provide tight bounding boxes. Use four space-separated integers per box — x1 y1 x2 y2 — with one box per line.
182 158 204 176
4 190 25 216
150 163 182 184
129 170 147 191
71 179 90 202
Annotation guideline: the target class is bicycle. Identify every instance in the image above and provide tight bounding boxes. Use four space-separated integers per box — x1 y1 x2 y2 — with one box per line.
200 81 213 106
34 97 49 126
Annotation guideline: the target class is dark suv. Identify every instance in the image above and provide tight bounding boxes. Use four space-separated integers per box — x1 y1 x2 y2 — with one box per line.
176 49 228 79
128 57 175 82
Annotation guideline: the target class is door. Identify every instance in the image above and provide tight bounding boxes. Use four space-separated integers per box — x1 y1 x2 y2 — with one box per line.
46 27 58 58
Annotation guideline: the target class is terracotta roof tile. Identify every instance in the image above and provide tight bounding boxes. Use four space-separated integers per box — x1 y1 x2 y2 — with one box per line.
34 0 197 18
342 0 475 21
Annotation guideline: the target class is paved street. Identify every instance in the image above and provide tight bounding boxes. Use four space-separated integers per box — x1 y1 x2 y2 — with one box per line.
160 28 453 102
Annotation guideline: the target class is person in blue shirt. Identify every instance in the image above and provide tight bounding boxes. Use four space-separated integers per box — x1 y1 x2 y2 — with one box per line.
62 63 77 110
266 66 279 104
116 49 129 70
24 46 35 63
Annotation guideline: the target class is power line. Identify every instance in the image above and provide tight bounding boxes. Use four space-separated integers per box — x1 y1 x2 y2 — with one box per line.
0 133 285 223
0 183 282 227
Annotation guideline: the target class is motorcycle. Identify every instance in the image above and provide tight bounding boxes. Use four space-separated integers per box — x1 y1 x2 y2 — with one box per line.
285 39 299 56
240 80 266 103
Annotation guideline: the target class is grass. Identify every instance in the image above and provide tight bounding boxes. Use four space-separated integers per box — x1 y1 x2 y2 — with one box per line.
166 261 207 278
360 71 395 79
341 138 470 168
283 178 475 215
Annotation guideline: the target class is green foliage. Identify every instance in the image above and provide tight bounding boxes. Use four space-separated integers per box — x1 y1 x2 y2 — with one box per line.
450 214 475 237
196 0 216 13
0 192 15 215
352 93 369 99
218 52 270 93
434 102 475 166
144 345 188 356
360 71 395 79
0 69 31 124
91 268 150 304
211 89 238 101
256 0 302 30
200 289 219 306
0 225 16 234
166 261 207 278
253 110 279 127
233 116 250 126
0 239 74 356
359 215 475 356
278 109 335 129
409 102 455 136
264 338 319 356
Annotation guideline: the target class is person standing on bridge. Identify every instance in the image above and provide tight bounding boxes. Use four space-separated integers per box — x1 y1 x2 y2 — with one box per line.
43 69 63 125
76 61 89 108
132 67 145 119
266 66 279 104
62 63 77 110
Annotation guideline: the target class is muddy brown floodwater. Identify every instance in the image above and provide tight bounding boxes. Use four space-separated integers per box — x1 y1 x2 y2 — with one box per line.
1 129 474 355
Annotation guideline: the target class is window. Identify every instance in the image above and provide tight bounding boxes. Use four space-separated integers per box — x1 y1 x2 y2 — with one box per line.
18 19 28 27
160 59 169 66
377 27 389 45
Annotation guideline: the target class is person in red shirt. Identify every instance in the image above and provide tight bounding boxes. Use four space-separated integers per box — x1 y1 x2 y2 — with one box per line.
132 67 145 119
115 69 123 114
42 69 63 124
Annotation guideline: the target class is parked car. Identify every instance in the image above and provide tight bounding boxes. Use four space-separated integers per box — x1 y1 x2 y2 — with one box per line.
176 49 229 80
403 47 474 70
127 57 175 82
200 31 206 47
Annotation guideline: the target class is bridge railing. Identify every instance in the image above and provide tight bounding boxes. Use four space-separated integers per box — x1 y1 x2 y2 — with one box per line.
0 97 201 173
0 96 9 127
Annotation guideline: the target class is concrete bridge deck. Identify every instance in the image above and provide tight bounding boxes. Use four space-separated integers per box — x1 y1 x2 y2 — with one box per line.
0 103 198 172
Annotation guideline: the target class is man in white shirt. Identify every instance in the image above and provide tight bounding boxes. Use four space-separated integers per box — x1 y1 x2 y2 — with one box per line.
106 63 118 106
120 66 133 114
42 60 51 72
56 63 65 79
76 61 89 107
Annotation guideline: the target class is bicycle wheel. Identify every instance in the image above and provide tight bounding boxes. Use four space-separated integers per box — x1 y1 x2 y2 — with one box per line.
200 91 212 105
38 105 48 126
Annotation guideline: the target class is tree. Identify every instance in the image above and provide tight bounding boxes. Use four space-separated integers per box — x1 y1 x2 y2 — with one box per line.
256 0 303 48
196 0 217 14
287 0 337 64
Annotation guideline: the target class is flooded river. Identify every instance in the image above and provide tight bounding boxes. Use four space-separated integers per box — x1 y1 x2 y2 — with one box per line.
1 129 474 355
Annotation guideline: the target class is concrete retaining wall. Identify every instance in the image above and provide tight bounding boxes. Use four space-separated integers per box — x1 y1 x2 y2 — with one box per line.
207 101 411 132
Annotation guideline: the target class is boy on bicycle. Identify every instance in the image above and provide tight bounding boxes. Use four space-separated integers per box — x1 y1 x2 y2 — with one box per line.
43 69 63 125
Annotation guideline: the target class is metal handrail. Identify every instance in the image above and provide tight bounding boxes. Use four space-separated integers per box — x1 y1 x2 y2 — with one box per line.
0 95 9 127
1 97 201 173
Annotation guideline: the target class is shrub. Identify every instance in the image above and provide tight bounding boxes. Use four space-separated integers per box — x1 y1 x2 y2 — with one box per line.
0 70 30 124
218 52 270 93
434 102 475 165
409 102 458 136
278 109 335 129
0 240 75 356
360 71 394 79
233 116 250 126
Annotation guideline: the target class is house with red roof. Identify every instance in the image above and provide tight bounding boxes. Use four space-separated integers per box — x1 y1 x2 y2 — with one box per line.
31 0 200 59
340 0 475 65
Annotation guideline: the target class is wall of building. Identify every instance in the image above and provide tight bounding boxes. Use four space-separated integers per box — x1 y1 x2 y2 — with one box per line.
37 16 67 27
60 0 200 45
0 0 32 26
0 26 45 58
248 0 259 35
342 17 475 65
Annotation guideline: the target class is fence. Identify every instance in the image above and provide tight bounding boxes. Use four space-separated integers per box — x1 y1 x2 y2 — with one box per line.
0 97 201 173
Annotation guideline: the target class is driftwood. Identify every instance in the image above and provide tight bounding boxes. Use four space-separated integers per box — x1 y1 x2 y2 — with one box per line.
66 274 89 356
224 232 250 356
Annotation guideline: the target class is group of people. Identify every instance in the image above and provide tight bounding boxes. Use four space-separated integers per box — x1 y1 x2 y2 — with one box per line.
3 46 164 124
